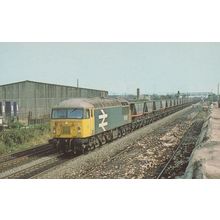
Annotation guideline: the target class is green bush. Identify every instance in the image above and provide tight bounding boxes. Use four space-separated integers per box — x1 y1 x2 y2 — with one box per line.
8 121 25 129
0 124 50 149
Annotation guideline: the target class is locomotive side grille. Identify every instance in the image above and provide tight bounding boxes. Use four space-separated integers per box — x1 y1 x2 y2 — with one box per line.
62 126 70 134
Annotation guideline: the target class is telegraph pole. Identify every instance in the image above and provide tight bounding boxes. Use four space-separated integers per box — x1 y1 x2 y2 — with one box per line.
218 83 220 108
137 88 140 100
218 83 219 97
76 78 79 97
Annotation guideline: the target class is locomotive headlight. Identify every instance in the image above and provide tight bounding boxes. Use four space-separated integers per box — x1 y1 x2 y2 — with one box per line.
53 128 56 134
77 126 81 134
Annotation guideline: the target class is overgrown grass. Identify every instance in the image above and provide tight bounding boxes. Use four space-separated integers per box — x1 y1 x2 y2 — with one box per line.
0 123 51 155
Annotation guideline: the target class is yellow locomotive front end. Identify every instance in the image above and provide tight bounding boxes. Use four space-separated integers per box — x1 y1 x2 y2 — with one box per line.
50 107 94 153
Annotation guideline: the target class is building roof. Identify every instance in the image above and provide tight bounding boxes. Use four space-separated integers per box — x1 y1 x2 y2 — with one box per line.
0 80 108 93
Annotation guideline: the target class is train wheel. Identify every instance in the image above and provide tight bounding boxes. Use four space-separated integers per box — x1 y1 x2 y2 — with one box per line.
88 137 94 150
94 137 100 148
57 141 68 154
118 128 122 138
102 135 107 144
122 128 126 136
131 123 136 131
56 142 62 154
106 132 113 142
81 144 88 154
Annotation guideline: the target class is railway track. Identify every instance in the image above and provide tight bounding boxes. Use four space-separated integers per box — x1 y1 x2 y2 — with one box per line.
2 155 68 179
0 143 56 173
156 120 204 179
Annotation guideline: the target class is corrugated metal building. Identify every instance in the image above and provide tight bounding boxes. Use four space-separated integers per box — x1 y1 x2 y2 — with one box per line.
0 80 108 124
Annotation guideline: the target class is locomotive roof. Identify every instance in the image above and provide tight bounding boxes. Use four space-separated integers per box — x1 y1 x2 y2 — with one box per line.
55 97 129 109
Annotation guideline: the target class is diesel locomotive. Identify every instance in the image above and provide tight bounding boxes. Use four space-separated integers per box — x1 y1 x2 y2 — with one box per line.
50 97 192 153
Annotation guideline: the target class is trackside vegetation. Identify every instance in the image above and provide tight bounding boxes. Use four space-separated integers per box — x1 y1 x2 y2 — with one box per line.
0 122 50 155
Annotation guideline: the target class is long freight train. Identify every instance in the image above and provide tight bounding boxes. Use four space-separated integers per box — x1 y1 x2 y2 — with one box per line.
50 97 195 153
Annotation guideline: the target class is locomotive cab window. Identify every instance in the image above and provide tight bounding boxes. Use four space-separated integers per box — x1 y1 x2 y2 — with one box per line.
52 108 83 119
52 109 66 119
85 109 90 119
90 109 93 117
68 108 83 119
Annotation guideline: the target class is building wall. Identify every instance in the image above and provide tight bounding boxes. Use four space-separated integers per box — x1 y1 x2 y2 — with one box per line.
0 81 108 123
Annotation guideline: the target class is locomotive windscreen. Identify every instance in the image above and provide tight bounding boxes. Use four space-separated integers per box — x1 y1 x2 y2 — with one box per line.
52 108 84 119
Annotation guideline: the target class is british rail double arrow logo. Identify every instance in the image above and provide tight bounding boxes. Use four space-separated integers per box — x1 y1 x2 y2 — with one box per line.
99 109 108 131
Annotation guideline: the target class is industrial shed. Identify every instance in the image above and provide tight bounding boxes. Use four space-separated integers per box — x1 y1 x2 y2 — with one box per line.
0 80 108 124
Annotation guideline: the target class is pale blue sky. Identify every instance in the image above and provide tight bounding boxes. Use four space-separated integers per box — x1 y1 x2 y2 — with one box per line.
0 43 219 95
